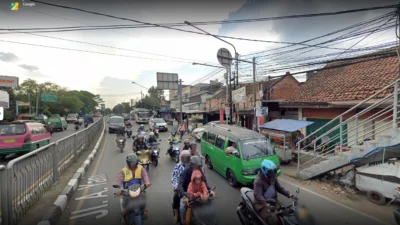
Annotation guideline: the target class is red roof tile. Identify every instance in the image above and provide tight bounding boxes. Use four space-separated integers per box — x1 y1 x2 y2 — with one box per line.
287 49 398 103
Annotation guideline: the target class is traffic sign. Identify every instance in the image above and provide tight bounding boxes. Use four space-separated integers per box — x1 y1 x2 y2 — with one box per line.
41 93 57 102
217 48 232 68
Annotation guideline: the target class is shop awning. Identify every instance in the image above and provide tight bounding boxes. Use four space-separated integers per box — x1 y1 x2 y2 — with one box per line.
259 119 314 132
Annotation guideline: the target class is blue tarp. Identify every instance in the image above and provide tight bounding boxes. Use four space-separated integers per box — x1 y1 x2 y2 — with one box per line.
259 119 314 133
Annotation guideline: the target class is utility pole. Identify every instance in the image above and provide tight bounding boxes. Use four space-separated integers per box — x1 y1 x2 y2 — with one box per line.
229 69 233 124
179 79 183 123
28 93 31 114
253 57 257 131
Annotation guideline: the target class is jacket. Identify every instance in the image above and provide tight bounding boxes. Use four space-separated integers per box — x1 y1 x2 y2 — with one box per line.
253 172 290 207
178 167 210 198
147 138 157 144
171 163 185 188
187 170 208 199
133 140 148 151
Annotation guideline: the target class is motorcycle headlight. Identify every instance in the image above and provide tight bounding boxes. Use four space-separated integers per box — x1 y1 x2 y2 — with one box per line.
242 169 258 176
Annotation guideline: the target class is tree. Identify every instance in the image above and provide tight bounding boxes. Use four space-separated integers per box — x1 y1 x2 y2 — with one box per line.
113 102 131 114
104 108 112 115
135 95 160 109
148 86 165 101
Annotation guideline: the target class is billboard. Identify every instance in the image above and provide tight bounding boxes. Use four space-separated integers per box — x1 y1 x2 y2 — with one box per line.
232 87 246 103
0 90 9 108
157 72 179 90
0 76 19 88
182 86 190 102
170 100 180 109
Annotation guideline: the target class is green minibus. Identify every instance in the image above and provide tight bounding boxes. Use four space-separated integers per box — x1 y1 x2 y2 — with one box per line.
201 124 281 187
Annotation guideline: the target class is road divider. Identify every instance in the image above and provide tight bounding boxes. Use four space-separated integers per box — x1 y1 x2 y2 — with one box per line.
36 118 106 225
0 117 105 225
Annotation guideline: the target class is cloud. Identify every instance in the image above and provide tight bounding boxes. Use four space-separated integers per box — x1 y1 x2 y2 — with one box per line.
0 52 19 62
19 64 39 72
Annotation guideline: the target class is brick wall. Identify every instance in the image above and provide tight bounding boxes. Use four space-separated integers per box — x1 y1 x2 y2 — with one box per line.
270 76 300 100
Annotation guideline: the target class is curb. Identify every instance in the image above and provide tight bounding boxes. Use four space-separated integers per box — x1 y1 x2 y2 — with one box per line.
37 119 106 225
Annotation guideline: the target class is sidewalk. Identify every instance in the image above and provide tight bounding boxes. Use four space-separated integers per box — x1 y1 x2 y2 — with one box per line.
280 163 396 225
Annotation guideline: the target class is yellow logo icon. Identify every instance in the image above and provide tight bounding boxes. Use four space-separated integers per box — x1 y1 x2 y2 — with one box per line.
11 2 19 11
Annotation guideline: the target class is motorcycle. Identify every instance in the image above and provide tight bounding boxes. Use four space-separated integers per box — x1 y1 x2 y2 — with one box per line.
113 184 147 225
75 123 79 131
84 123 88 128
126 126 133 138
116 134 126 153
137 149 151 172
149 142 160 166
393 187 400 225
168 140 180 163
180 187 217 225
237 187 302 225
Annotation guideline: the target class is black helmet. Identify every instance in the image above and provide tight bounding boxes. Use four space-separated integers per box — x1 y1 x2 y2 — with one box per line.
126 153 138 167
189 155 202 167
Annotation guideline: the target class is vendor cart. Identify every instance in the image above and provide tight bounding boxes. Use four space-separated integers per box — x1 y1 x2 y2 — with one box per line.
259 119 314 164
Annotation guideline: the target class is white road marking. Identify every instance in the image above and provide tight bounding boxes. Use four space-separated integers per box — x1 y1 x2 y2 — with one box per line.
75 189 108 201
78 183 107 191
71 205 108 215
70 210 108 220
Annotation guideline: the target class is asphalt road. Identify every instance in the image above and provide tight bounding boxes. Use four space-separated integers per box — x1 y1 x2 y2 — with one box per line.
56 122 390 225
0 118 100 166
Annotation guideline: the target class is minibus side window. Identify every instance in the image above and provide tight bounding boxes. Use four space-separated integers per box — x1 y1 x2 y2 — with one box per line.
207 132 216 145
215 135 226 150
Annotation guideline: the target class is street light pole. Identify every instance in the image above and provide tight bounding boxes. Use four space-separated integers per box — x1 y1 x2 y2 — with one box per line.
253 57 257 131
192 62 224 69
185 21 236 124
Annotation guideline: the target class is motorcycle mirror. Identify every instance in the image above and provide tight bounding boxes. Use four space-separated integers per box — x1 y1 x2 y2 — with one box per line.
112 184 120 188
296 187 300 194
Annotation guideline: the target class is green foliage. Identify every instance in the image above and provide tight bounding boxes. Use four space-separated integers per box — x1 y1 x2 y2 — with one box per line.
15 79 102 117
133 86 164 110
113 102 131 114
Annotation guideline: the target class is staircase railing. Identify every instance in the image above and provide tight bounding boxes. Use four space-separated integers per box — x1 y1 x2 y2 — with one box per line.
297 78 400 174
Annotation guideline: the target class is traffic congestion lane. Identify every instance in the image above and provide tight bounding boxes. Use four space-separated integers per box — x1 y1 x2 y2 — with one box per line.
57 122 388 225
0 118 100 166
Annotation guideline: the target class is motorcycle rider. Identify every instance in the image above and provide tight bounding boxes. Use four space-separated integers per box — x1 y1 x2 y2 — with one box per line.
171 150 191 223
167 131 180 155
253 159 294 225
133 134 151 159
182 139 191 150
115 154 151 224
177 156 216 225
189 141 203 158
137 124 145 134
147 132 158 144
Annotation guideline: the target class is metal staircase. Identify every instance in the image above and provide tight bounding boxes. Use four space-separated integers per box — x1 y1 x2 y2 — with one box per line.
296 79 400 180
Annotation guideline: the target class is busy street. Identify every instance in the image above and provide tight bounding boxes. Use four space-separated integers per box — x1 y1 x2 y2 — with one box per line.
56 122 388 225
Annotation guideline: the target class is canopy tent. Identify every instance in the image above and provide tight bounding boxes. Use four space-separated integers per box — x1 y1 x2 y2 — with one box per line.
259 119 314 133
350 143 400 167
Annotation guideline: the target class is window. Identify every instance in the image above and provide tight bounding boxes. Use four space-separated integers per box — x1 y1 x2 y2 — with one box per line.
201 132 207 140
240 139 274 160
207 132 216 145
215 135 226 150
0 124 26 136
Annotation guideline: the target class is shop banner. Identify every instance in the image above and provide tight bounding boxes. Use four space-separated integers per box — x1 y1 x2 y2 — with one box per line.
232 87 246 103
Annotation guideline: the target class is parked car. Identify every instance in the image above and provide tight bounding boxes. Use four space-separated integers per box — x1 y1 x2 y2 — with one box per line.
108 116 125 133
0 121 51 158
33 115 48 124
66 115 77 123
48 115 68 131
192 127 205 141
201 124 280 187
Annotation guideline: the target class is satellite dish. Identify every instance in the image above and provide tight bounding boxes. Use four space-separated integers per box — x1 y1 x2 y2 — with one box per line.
217 48 232 68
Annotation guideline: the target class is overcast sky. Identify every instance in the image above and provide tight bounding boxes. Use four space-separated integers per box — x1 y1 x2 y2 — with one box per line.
0 0 397 107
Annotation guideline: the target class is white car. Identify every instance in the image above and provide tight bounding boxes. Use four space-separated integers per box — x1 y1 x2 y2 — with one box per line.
151 118 168 132
192 127 205 141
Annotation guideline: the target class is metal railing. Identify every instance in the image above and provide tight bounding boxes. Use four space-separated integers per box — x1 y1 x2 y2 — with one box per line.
0 117 105 225
297 79 400 174
0 165 6 225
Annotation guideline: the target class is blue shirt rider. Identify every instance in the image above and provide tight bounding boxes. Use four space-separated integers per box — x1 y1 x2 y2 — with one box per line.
147 132 157 144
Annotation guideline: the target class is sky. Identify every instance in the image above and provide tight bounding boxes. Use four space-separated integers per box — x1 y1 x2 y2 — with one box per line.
0 0 397 108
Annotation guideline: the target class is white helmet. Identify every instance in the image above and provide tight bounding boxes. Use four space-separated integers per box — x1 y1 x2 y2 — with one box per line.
149 132 154 136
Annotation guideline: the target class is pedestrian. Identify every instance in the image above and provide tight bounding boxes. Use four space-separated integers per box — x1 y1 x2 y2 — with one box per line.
178 122 186 140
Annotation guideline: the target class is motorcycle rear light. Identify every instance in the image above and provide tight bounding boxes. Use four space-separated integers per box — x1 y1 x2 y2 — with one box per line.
24 134 32 143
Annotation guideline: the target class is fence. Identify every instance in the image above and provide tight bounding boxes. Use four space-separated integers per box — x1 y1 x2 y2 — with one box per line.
0 117 104 225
